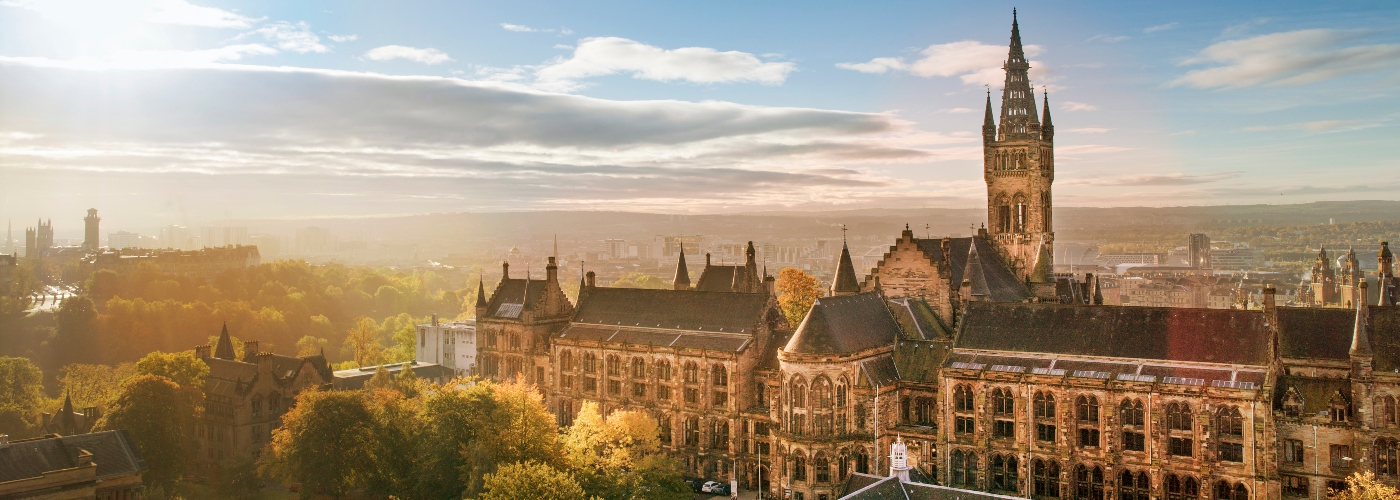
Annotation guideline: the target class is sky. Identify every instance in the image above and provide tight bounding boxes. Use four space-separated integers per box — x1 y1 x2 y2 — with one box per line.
1 0 1399 233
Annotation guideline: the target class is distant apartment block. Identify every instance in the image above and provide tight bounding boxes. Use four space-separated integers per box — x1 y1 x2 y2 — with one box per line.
107 231 142 250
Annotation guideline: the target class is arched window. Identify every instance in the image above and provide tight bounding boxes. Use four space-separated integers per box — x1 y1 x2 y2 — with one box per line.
560 350 574 371
582 352 597 374
1377 438 1399 475
1384 396 1397 427
1076 396 1099 422
815 453 831 483
813 378 833 409
955 385 975 412
683 362 699 384
269 391 281 414
1120 398 1145 452
855 448 870 474
1034 391 1056 418
712 364 728 386
1166 475 1199 500
1215 481 1248 500
836 380 848 407
996 196 1012 233
658 413 673 444
711 420 729 450
1033 459 1060 498
606 354 622 376
1119 470 1149 500
1120 399 1144 425
655 360 671 380
793 453 808 482
1167 402 1193 431
991 454 1019 493
952 450 978 488
993 388 1015 415
1074 464 1104 500
1218 406 1245 462
631 358 646 378
1014 195 1028 233
683 416 700 447
790 378 807 409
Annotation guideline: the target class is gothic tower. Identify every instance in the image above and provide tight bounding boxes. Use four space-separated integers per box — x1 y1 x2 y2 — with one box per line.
83 208 100 252
984 9 1054 282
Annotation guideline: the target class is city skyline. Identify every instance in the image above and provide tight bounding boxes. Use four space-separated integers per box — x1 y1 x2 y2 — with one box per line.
1 1 1398 229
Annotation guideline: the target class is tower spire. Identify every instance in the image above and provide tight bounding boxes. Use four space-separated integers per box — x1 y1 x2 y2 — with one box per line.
1041 86 1054 140
983 88 996 142
998 9 1037 140
673 243 691 290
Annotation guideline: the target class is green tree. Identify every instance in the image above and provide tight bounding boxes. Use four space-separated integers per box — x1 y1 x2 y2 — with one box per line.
56 362 136 410
212 458 264 500
364 389 421 497
56 296 99 364
343 316 384 367
610 273 669 289
481 461 587 500
776 267 820 327
295 335 328 357
135 351 210 389
260 389 376 500
97 375 197 490
0 356 46 412
461 381 562 495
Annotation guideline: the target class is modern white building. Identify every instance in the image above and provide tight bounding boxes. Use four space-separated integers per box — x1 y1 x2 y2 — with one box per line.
415 316 477 376
107 231 143 250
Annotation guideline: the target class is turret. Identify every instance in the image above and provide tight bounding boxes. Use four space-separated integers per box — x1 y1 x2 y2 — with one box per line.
214 322 236 360
831 241 861 296
1041 90 1054 141
673 244 691 290
982 90 997 145
1351 282 1373 378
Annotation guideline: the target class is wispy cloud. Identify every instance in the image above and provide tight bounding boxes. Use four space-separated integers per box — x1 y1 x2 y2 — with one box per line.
244 21 329 54
1055 145 1131 155
328 34 357 43
836 40 1049 86
1144 22 1178 34
1064 172 1240 187
535 37 795 89
1172 29 1400 89
1060 101 1097 111
1066 127 1111 134
941 107 974 114
500 23 573 35
1240 119 1375 133
1168 130 1197 137
1086 34 1128 43
148 0 261 28
1220 18 1269 39
364 45 452 64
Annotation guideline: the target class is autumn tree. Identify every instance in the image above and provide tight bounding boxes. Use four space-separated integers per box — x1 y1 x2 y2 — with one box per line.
0 357 46 438
563 402 690 500
135 351 209 389
295 335 329 357
260 389 377 499
343 316 384 367
776 267 820 326
481 461 588 500
56 362 136 409
97 375 198 490
1330 471 1400 500
55 295 99 364
461 381 563 495
610 272 669 290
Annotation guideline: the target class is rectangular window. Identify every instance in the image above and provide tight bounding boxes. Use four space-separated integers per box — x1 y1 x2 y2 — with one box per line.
955 416 975 435
1036 423 1056 442
993 420 1015 439
657 385 671 401
608 379 621 395
561 375 574 389
1331 445 1353 469
632 382 647 398
1220 442 1244 462
1078 428 1100 448
714 391 728 408
685 387 699 405
1282 475 1309 497
1122 431 1145 452
1170 437 1194 457
583 377 597 393
1282 439 1304 464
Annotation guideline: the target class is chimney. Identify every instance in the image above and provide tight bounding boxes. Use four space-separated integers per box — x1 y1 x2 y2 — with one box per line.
1360 279 1370 305
1262 286 1277 313
502 261 510 279
764 275 775 295
706 253 712 266
586 271 596 288
546 256 558 283
432 313 439 326
244 340 260 360
0 434 8 445
195 345 211 359
960 279 972 304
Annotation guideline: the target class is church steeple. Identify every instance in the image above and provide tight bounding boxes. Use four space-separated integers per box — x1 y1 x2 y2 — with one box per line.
673 244 691 290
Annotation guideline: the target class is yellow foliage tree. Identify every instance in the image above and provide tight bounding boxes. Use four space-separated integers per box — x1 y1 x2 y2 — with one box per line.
775 267 820 327
1330 471 1400 500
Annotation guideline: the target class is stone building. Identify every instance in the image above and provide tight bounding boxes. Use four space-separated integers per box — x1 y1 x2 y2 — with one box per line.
85 245 261 281
0 430 147 500
693 241 765 293
25 218 53 259
193 325 332 469
474 258 574 387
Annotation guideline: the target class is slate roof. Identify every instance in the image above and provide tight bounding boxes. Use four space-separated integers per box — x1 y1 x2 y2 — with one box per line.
955 302 1271 366
860 354 901 387
786 292 903 355
888 297 950 340
695 265 759 292
914 237 1030 302
1279 306 1400 371
894 340 951 384
572 287 771 334
205 353 331 397
833 243 861 294
333 362 457 390
485 278 550 318
1276 375 1351 415
557 325 753 352
0 430 145 484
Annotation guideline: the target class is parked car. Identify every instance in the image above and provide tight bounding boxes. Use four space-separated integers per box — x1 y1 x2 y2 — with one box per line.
701 481 730 495
684 477 705 493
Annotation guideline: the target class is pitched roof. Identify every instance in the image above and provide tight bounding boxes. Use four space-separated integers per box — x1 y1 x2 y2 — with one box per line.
0 431 146 484
695 265 746 292
214 323 236 360
485 278 549 318
673 247 691 288
887 297 950 341
785 292 902 355
556 325 752 352
59 430 146 479
914 237 1029 302
955 302 1271 366
1278 306 1400 369
1276 375 1350 414
572 287 772 334
894 339 951 384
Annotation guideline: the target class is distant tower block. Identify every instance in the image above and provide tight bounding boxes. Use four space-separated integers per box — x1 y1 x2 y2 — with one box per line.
84 209 101 251
1188 233 1211 268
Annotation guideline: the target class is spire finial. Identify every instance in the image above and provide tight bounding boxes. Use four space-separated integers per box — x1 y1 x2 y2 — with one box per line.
841 224 848 244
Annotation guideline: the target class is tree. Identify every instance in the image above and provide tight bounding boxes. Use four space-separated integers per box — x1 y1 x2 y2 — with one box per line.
363 389 422 498
295 335 328 357
610 273 669 290
343 316 384 367
481 461 587 500
56 362 136 410
0 356 46 412
212 458 264 500
461 381 563 495
365 364 394 391
260 389 376 500
563 402 689 500
776 267 820 326
55 295 99 364
1330 471 1400 500
135 351 210 389
97 375 197 490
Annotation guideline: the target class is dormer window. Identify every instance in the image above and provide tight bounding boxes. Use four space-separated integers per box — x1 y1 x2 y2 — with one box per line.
1330 392 1351 423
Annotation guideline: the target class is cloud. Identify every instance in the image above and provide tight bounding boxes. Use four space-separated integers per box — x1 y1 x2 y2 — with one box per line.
1168 130 1197 136
1171 29 1400 89
1065 127 1111 134
245 21 329 54
941 108 974 114
0 59 936 212
1065 172 1241 187
1086 34 1129 43
836 41 1048 86
500 23 572 35
148 0 261 28
328 34 357 43
1220 18 1269 39
364 45 453 64
1060 101 1097 111
1240 119 1375 133
1054 145 1131 155
535 37 796 88
1144 22 1178 34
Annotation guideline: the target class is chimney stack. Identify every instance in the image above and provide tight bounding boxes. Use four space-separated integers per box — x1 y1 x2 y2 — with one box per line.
432 313 439 326
586 271 596 288
195 345 211 359
244 340 260 360
1263 286 1277 313
502 261 510 279
546 256 558 283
